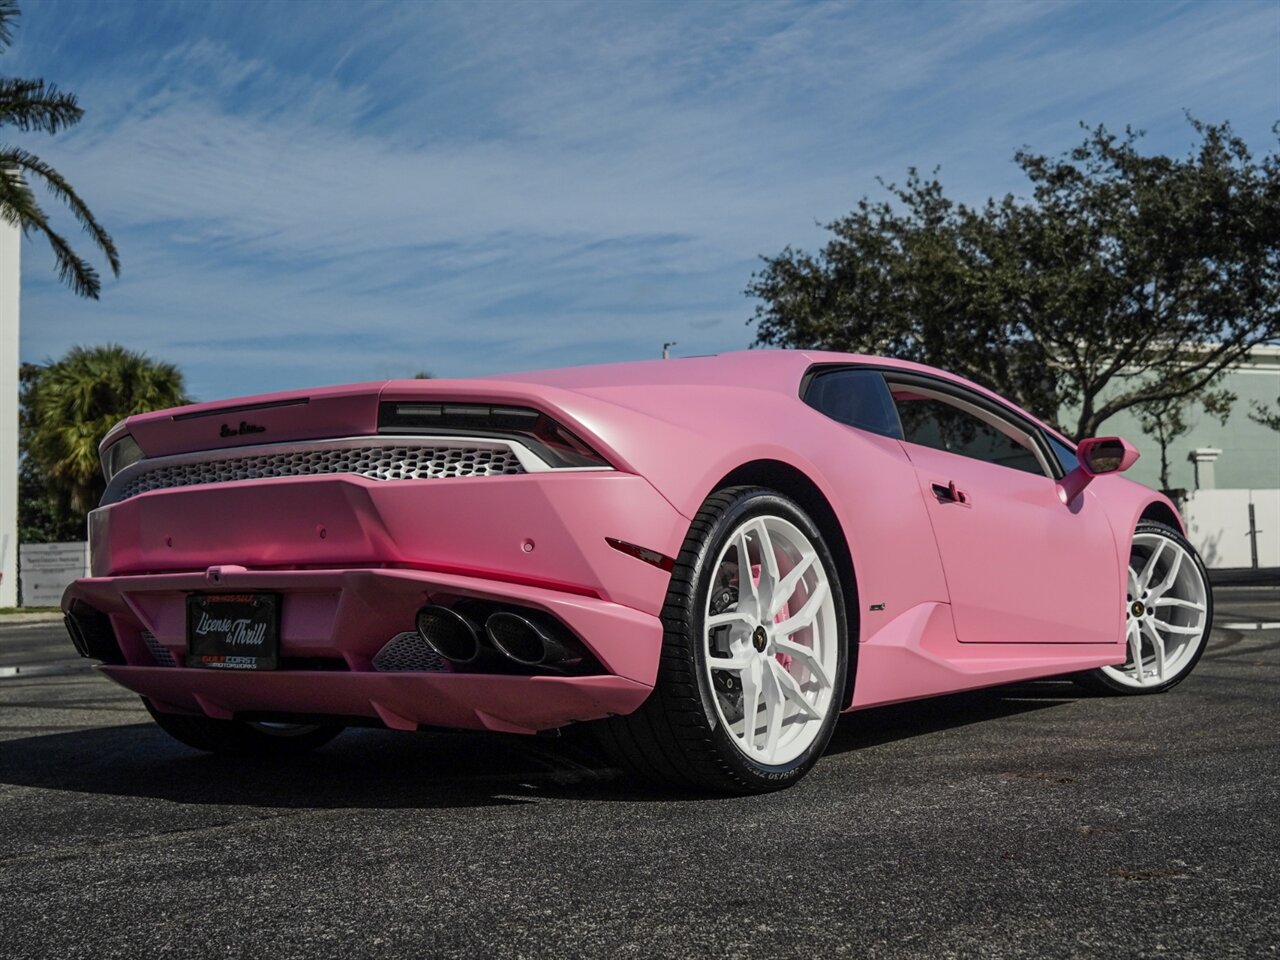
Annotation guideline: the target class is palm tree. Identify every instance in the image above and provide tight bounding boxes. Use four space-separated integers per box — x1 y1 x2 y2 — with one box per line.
0 0 118 298
22 345 188 525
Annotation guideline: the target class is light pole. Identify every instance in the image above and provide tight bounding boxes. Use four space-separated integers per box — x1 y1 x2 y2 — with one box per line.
0 219 18 607
662 341 677 360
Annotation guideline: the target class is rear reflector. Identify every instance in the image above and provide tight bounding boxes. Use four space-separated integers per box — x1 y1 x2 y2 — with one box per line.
606 537 676 572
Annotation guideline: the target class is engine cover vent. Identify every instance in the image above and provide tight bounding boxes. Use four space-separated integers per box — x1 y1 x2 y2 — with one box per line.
106 439 526 504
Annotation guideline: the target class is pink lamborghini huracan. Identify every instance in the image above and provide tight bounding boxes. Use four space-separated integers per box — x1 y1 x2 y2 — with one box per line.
63 351 1213 793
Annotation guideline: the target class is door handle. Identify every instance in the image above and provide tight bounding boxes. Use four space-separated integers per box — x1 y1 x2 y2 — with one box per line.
931 480 970 506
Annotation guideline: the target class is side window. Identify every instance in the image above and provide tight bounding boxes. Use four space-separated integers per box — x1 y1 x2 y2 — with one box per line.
890 387 1046 476
804 369 903 439
1047 434 1079 474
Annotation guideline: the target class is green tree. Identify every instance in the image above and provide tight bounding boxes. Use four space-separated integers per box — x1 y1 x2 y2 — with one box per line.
21 346 188 537
749 118 1280 440
1135 389 1233 492
0 0 118 298
1249 396 1280 432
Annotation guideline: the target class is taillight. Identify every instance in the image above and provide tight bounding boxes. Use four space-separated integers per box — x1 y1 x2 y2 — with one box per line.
377 402 610 468
101 434 145 481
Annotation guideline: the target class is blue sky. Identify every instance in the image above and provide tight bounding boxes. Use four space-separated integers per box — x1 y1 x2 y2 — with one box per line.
8 0 1279 402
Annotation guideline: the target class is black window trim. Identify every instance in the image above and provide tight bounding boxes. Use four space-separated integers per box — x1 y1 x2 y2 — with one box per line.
799 363 1069 481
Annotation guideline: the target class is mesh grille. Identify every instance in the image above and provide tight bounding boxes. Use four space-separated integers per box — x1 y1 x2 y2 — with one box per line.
113 443 524 502
141 630 176 667
372 632 450 673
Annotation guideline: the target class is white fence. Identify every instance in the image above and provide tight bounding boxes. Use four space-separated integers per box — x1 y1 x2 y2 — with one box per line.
19 542 89 607
1181 489 1280 570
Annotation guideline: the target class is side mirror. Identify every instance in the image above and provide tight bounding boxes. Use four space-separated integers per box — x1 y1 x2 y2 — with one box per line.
1058 436 1140 505
1077 436 1140 476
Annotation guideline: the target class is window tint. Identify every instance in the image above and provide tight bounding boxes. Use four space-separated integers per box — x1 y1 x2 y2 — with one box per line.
804 369 903 439
892 393 1044 475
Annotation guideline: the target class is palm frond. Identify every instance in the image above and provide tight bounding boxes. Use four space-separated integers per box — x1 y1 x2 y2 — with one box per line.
0 162 38 227
0 1 18 51
2 147 119 275
0 78 84 133
0 173 103 298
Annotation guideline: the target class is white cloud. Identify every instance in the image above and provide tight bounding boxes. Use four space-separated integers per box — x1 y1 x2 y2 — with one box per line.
13 0 1279 400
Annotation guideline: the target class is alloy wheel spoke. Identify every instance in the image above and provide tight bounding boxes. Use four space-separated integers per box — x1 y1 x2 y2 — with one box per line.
762 662 785 756
1149 549 1183 600
774 580 829 639
774 638 832 690
1127 619 1144 682
1142 621 1167 681
1152 597 1205 612
1127 564 1141 599
751 519 782 611
1137 539 1166 593
770 659 821 720
738 657 763 749
768 553 816 620
737 531 759 616
1151 618 1203 636
754 519 781 582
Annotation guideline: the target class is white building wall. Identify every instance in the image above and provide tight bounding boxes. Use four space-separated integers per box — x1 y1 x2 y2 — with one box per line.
1182 488 1280 570
0 219 17 607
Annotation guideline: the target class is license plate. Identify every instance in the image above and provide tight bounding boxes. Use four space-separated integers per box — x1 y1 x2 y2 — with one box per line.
185 593 280 670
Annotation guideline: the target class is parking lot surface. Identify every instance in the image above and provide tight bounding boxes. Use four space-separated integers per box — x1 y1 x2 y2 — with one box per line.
0 586 1276 959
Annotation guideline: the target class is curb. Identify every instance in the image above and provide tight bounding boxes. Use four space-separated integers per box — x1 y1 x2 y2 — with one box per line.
0 612 65 624
1208 569 1280 587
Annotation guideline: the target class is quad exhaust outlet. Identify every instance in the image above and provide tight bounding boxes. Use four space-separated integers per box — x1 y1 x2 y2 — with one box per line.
415 604 586 672
484 611 583 669
414 605 484 665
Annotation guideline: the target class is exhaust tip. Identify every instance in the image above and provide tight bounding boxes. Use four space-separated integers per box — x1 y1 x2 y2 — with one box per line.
64 613 88 657
485 611 581 668
415 606 482 664
63 603 126 664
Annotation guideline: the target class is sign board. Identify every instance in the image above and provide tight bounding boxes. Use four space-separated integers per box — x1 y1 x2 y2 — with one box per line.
19 542 89 607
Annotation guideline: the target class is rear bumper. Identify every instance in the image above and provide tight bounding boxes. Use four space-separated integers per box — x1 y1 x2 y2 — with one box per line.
68 467 689 733
100 666 652 736
64 564 663 734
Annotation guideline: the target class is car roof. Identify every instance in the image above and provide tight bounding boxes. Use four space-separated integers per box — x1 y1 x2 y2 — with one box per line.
494 349 1063 440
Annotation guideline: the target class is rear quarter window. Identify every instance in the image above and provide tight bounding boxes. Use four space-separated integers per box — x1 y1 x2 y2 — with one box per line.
803 369 904 439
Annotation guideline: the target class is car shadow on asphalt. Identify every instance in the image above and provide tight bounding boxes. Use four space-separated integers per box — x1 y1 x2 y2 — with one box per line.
0 683 1082 809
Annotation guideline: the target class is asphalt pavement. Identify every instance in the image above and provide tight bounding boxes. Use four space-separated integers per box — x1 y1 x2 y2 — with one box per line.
0 586 1276 959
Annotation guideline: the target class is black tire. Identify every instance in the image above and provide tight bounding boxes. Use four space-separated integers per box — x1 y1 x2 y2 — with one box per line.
143 699 345 755
1074 519 1213 696
595 486 850 794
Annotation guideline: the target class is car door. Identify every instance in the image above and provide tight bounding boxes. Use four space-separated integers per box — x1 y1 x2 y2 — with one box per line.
886 376 1120 644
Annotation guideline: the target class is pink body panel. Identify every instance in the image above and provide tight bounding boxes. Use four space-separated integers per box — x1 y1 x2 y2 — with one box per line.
899 441 1122 644
72 349 1181 731
89 472 685 617
109 382 388 458
850 602 1123 709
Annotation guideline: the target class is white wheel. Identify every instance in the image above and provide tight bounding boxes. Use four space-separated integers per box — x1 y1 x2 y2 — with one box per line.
595 487 848 793
703 514 840 765
1091 522 1212 693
